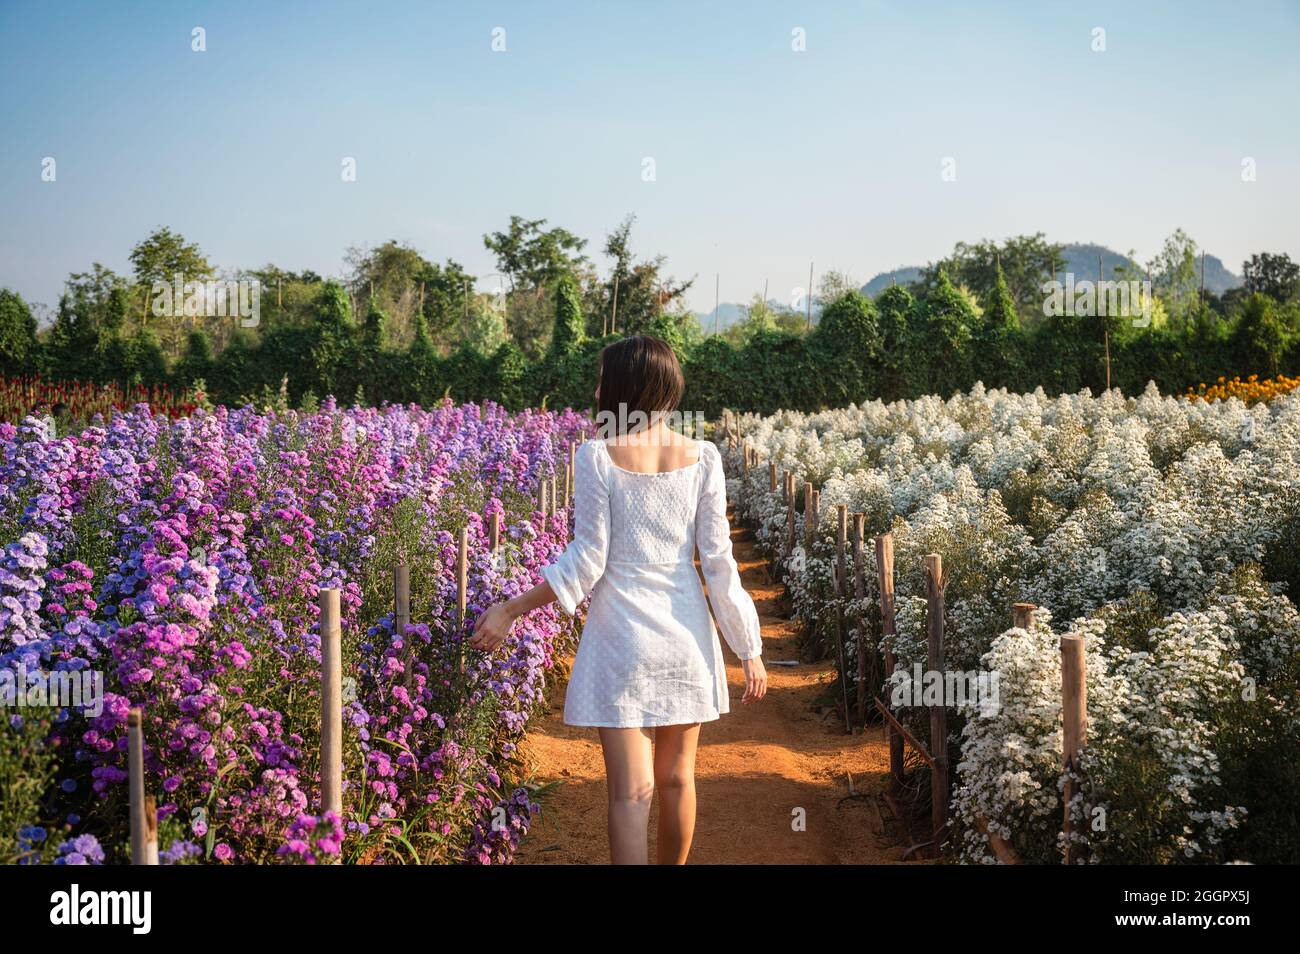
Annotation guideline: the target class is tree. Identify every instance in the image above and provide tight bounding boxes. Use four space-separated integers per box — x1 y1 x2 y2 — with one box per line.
918 234 1063 321
129 226 214 287
809 290 881 405
1243 253 1300 303
0 289 38 374
483 216 588 291
588 214 693 338
549 274 584 355
1148 229 1199 328
917 270 976 395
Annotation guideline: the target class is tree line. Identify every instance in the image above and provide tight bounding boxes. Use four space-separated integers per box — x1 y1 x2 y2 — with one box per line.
1 221 1298 417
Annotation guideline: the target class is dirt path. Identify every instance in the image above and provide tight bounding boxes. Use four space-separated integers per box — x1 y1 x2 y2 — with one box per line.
517 520 911 865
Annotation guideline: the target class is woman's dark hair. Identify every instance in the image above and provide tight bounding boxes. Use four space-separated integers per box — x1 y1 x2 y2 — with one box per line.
596 335 684 429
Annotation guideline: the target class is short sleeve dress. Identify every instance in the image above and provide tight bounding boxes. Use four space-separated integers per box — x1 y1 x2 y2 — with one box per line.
540 439 763 728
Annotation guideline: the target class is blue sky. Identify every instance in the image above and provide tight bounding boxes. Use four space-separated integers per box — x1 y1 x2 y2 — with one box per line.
2 0 1298 316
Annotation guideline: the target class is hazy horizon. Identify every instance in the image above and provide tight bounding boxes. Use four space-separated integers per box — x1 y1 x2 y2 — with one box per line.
3 0 1298 317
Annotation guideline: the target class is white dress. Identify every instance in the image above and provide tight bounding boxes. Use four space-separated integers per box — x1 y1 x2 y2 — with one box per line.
541 439 763 728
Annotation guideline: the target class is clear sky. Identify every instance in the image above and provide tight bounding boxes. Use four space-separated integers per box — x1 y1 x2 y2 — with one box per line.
2 0 1298 316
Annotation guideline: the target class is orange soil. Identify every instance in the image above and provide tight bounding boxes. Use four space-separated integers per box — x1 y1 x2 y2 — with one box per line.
517 520 915 865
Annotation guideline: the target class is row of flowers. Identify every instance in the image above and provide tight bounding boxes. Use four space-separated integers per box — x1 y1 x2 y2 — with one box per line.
722 382 1300 864
0 375 201 425
2 397 587 864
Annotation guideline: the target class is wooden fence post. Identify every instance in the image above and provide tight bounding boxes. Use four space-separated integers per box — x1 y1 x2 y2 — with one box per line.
785 473 797 557
1013 602 1036 629
769 461 777 494
489 511 501 552
803 481 814 549
456 527 469 677
742 441 750 475
127 708 157 865
396 565 412 691
1061 634 1087 865
852 513 866 725
319 588 343 828
925 553 949 857
876 534 904 790
834 504 851 733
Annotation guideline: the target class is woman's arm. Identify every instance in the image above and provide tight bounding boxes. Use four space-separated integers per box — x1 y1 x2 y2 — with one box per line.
470 441 610 652
468 578 556 651
695 442 767 703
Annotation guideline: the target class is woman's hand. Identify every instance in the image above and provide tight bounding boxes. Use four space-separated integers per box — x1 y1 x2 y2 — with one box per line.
469 601 517 653
741 657 767 704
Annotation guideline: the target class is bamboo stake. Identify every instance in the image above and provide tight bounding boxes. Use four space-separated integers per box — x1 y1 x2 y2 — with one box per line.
742 441 750 475
852 512 866 725
396 565 412 691
127 708 152 865
876 534 903 789
1061 634 1087 864
834 504 851 733
319 588 343 825
803 480 814 549
489 511 501 552
785 473 797 556
457 527 469 675
925 553 948 857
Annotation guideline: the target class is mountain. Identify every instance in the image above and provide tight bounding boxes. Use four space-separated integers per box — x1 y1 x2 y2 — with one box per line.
861 243 1244 297
861 266 925 297
695 299 814 333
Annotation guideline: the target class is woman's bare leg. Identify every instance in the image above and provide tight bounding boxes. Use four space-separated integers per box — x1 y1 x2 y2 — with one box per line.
653 723 701 864
598 727 655 864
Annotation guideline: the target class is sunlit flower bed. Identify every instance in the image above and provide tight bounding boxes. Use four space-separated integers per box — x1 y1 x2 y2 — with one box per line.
1 398 586 864
1184 372 1300 406
726 383 1300 864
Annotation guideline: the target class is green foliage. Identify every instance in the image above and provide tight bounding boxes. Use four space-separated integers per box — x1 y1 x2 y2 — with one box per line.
549 274 584 356
0 288 38 374
0 711 57 864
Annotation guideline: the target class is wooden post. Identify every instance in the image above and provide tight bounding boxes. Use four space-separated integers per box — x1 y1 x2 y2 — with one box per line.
803 480 814 549
769 461 777 494
925 554 948 857
876 535 904 789
396 565 412 691
742 441 750 475
489 512 501 552
559 463 569 509
549 474 558 518
319 588 343 824
834 505 851 733
127 708 153 865
852 513 867 725
457 527 469 675
567 442 576 502
1061 634 1087 865
1013 602 1036 630
537 478 548 531
785 473 797 556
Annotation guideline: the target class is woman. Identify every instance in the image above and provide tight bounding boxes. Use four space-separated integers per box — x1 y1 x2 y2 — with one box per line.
471 335 767 864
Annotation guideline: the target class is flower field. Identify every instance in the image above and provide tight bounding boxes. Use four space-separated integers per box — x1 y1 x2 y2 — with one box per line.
725 382 1300 864
2 399 586 864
